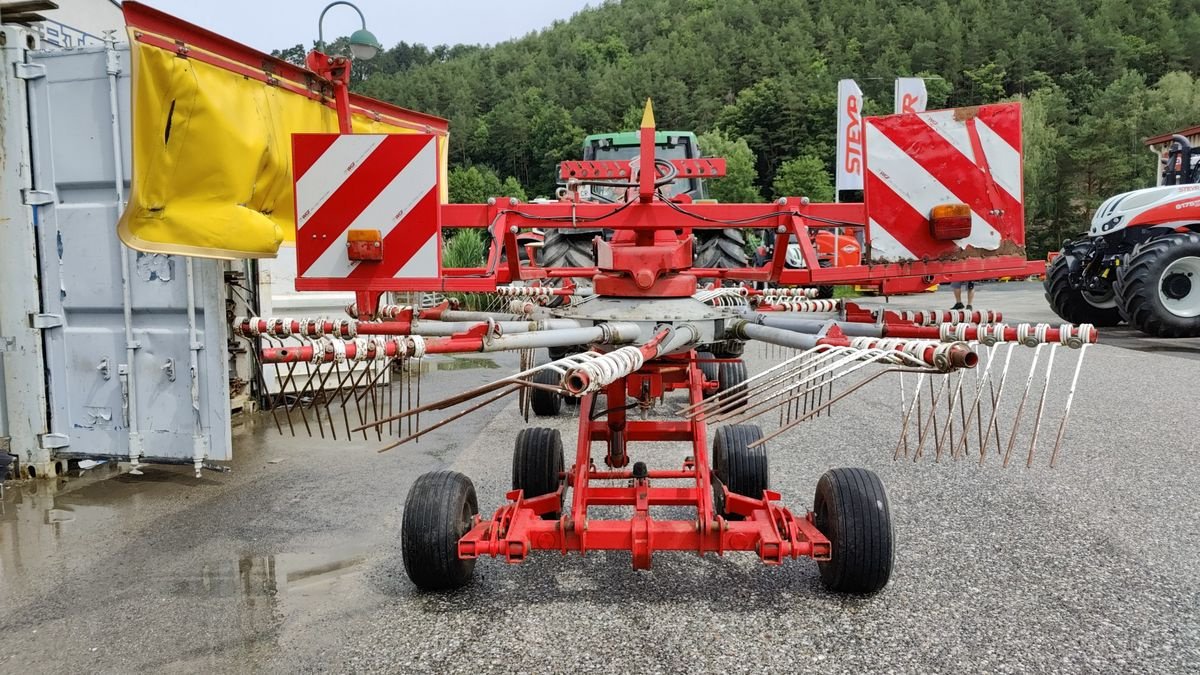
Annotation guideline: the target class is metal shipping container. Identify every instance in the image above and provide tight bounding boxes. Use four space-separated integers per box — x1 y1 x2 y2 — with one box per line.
0 27 230 478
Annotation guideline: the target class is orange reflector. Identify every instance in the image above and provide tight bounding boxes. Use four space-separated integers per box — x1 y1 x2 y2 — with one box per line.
929 203 972 240
347 229 382 242
346 229 384 262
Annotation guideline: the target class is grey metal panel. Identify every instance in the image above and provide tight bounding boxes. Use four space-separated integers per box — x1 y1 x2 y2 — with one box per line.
25 45 231 464
0 26 52 475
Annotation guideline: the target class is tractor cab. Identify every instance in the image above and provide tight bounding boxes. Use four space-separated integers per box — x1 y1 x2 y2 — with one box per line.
582 131 707 201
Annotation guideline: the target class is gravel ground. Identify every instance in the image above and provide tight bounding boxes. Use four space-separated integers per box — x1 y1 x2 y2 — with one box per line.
1 284 1198 673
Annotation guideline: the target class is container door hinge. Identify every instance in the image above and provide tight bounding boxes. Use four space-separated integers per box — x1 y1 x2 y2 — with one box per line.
21 188 54 206
14 62 45 80
39 433 69 450
30 313 63 329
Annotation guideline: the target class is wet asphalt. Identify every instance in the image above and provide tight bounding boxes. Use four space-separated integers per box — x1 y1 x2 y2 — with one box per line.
1 282 1198 673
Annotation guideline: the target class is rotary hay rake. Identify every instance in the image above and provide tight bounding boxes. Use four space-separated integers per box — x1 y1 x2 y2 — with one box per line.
234 101 1095 594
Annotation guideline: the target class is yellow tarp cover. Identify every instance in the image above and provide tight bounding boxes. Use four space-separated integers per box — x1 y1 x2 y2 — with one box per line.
117 37 449 260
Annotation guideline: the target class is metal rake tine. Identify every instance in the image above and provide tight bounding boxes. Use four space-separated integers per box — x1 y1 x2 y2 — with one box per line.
293 358 317 437
1050 344 1089 468
1003 343 1044 468
707 348 863 423
914 374 950 461
894 372 927 460
716 349 905 426
415 357 423 444
952 343 1001 460
826 369 835 417
979 343 1017 463
1025 343 1059 468
353 361 392 442
277 359 301 437
753 369 900 448
678 346 826 416
252 338 284 435
935 370 969 463
342 361 378 440
300 356 329 440
330 359 360 440
311 353 345 441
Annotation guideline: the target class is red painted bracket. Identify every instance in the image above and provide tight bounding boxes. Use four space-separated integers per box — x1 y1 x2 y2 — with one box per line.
559 158 727 181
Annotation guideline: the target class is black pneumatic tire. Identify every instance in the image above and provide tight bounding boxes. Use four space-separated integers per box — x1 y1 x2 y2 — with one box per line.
694 229 749 277
1043 239 1123 326
716 358 749 410
529 369 564 417
402 471 479 591
1114 231 1200 337
696 351 720 398
512 427 565 519
813 468 894 594
712 424 769 503
541 229 598 269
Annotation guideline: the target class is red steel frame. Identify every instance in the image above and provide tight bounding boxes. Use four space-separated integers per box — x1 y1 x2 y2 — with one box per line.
458 353 831 568
126 1 1048 573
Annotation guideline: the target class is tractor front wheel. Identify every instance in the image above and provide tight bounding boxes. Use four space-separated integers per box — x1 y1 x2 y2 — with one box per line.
1043 238 1123 326
402 471 479 591
1115 231 1200 337
813 467 893 594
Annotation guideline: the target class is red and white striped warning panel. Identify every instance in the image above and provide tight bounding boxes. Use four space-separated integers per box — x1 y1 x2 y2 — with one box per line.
864 103 1024 262
292 133 441 289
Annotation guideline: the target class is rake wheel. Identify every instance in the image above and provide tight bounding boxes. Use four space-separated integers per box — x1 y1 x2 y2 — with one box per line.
712 424 769 520
716 358 749 410
697 351 720 398
813 467 893 594
402 471 479 591
530 369 564 417
513 427 565 519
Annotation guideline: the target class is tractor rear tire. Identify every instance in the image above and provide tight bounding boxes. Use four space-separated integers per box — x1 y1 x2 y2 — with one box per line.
697 351 719 399
402 470 479 591
694 229 749 279
513 427 565 519
712 424 769 502
530 369 564 417
813 467 893 594
1043 239 1124 326
541 229 598 269
1114 231 1200 337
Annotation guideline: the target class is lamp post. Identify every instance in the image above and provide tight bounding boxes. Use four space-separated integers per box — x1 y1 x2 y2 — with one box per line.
305 1 382 133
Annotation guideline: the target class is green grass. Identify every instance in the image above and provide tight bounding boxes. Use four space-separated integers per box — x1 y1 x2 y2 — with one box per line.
441 229 489 311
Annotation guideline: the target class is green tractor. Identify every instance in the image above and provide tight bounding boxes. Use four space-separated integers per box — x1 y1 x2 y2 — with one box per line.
540 131 749 272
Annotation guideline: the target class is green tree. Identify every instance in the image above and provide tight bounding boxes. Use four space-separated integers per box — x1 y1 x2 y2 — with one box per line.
772 156 834 201
697 130 761 202
448 165 526 204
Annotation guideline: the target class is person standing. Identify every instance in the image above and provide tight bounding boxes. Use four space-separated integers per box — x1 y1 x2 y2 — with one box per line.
951 281 975 310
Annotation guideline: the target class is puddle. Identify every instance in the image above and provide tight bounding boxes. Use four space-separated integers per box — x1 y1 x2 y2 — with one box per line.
0 466 126 581
173 547 370 602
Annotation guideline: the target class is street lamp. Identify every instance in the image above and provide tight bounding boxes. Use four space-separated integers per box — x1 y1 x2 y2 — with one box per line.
306 1 383 133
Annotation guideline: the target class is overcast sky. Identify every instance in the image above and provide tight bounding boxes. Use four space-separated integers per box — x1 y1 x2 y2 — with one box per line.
140 0 598 52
